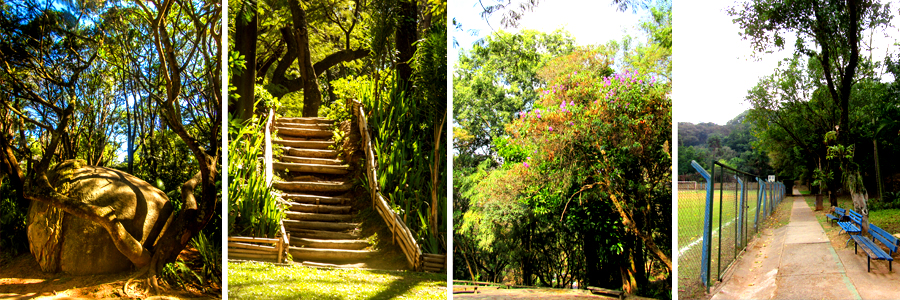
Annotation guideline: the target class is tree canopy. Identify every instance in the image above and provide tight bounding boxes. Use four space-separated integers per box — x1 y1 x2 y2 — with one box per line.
0 0 221 291
454 1 671 296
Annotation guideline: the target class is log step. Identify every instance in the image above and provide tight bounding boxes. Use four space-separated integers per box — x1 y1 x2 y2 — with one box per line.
289 247 374 262
288 228 361 239
277 117 335 125
280 155 343 165
281 193 351 205
273 139 334 149
284 148 338 159
287 203 352 214
273 181 353 193
292 238 369 250
276 127 334 138
274 122 332 130
285 211 353 222
284 219 359 231
273 161 349 175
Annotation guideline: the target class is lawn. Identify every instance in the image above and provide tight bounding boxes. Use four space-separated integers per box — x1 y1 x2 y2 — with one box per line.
804 194 900 234
228 261 447 299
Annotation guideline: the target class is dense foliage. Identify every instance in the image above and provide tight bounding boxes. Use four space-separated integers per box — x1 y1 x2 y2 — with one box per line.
677 112 772 180
0 0 221 290
454 2 671 297
730 0 893 218
227 0 448 256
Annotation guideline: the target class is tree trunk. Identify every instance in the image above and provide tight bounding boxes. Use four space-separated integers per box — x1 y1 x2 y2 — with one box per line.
395 0 417 92
522 218 534 286
287 0 323 117
0 133 26 210
232 2 257 122
873 139 883 200
619 236 636 294
633 235 647 292
607 192 672 272
583 228 601 288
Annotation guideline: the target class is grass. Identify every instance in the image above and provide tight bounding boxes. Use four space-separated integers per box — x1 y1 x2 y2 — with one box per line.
805 194 900 234
677 183 785 299
228 261 446 299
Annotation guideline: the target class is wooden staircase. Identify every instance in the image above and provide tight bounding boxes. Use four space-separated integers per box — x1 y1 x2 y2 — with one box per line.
271 117 375 265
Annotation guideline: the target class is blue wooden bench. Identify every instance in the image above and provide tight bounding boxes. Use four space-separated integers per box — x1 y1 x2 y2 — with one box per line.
827 207 847 227
837 209 862 236
850 223 897 272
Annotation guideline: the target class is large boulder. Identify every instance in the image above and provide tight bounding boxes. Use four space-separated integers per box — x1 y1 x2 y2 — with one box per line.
27 160 172 274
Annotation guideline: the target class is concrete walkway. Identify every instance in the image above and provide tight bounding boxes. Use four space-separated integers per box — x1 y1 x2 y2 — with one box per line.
711 194 861 300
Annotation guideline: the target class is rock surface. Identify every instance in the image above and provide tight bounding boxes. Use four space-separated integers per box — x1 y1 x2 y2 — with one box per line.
27 160 172 274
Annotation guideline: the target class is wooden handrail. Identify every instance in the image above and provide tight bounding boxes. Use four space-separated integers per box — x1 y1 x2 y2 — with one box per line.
353 100 437 271
264 108 275 185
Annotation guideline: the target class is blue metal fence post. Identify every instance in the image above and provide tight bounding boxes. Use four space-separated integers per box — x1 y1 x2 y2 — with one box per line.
735 175 745 248
777 182 781 203
758 178 768 219
691 161 713 291
754 177 762 231
781 182 787 201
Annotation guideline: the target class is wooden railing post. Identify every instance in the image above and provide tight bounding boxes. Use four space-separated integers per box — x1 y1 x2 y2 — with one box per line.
264 108 275 185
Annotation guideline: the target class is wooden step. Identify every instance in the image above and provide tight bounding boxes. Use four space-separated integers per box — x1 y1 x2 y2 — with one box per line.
274 122 332 130
280 155 343 165
292 238 369 250
287 203 352 214
282 193 350 205
273 181 353 193
277 117 334 125
273 139 334 149
273 161 349 175
288 228 361 239
277 127 334 138
284 219 359 231
289 247 374 262
285 211 353 222
284 148 338 159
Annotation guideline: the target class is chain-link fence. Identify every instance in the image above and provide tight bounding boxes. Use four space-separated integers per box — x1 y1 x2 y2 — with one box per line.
678 161 785 299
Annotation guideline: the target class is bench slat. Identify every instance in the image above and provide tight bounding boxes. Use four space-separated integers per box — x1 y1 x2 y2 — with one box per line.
838 222 860 234
869 224 899 254
853 235 891 260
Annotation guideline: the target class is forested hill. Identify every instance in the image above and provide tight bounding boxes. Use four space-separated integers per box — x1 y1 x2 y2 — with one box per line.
678 122 730 147
677 110 772 177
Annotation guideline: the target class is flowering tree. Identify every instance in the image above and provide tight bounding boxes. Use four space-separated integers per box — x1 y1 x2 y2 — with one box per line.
521 67 670 268
461 48 671 290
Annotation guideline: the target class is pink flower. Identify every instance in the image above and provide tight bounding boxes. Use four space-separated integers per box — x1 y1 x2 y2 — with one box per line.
549 126 553 131
524 161 529 168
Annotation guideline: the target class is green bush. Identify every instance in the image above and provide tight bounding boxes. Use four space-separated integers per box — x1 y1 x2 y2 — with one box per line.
227 113 285 238
0 181 27 257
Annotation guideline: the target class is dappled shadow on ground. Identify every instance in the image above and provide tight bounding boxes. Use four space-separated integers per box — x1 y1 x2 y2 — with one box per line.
0 251 218 299
366 269 445 299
